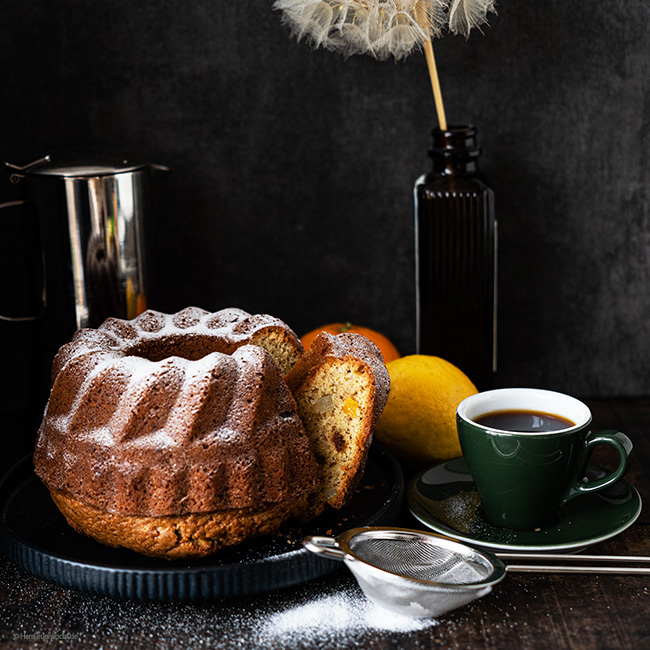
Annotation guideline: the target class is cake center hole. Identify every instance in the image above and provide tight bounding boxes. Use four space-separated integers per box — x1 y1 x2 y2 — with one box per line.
126 335 232 362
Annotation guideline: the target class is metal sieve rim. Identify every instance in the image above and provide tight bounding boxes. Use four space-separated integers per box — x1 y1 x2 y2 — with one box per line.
335 526 507 592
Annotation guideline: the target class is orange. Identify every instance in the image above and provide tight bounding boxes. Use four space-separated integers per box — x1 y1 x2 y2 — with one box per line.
375 355 478 467
301 322 400 363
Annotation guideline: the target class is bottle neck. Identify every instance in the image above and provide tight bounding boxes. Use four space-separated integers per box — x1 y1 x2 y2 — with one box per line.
429 125 481 177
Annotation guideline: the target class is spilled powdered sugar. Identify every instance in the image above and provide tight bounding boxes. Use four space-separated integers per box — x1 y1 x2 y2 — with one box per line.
254 580 439 648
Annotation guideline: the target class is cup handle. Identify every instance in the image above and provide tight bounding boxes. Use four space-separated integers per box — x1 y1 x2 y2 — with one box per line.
562 430 633 505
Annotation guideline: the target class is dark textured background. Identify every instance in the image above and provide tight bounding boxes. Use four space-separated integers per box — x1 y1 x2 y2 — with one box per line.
1 0 649 425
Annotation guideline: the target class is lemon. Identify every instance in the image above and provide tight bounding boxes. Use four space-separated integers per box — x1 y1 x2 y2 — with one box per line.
374 355 478 467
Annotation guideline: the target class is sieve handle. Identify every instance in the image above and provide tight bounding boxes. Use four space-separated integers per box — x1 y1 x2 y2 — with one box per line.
498 552 650 575
302 535 346 561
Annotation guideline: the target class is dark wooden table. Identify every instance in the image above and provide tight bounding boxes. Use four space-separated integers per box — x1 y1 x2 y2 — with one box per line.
1 398 649 649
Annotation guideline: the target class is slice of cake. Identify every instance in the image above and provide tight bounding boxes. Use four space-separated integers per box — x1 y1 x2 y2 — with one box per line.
285 331 390 517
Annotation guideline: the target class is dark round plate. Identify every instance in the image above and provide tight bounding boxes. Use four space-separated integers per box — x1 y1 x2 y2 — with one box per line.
0 443 403 602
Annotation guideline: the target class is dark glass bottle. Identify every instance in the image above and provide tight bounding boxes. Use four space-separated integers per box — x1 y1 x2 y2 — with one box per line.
414 125 497 390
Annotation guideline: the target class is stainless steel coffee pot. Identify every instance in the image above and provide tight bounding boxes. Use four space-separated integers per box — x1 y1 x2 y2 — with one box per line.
1 153 168 420
2 153 167 338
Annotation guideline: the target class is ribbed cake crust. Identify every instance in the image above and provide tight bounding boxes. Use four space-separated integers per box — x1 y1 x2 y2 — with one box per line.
285 332 390 517
33 308 317 558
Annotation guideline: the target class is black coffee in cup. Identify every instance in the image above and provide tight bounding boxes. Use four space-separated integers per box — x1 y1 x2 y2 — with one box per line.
457 389 633 530
474 409 575 433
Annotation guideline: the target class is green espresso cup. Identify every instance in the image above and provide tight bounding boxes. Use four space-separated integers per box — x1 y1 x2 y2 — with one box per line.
456 388 634 531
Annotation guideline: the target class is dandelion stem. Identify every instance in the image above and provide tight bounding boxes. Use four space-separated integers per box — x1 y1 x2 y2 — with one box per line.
423 39 447 130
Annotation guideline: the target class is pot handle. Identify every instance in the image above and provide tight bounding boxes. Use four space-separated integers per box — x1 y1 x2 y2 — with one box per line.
0 199 46 322
4 155 51 183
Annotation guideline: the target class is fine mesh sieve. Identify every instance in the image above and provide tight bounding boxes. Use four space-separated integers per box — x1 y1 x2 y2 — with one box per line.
303 527 506 618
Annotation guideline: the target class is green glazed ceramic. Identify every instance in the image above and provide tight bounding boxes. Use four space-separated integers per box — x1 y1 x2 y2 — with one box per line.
408 457 642 553
456 388 633 531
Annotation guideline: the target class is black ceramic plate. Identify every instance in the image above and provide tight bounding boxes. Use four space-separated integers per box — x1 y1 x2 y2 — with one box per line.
0 443 403 602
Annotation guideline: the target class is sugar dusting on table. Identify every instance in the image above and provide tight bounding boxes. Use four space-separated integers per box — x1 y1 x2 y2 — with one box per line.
256 582 438 647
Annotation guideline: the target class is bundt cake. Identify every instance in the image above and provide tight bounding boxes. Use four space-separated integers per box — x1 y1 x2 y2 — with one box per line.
285 331 390 518
34 307 391 559
34 307 317 559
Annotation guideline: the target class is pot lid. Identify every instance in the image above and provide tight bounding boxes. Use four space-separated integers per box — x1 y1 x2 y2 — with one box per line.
31 153 152 177
5 154 168 184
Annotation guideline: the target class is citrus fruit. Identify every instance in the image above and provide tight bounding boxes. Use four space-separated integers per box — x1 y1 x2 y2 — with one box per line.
374 355 478 467
301 322 400 363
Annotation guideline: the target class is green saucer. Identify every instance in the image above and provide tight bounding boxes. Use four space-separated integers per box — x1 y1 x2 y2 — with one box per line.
408 457 642 553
